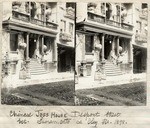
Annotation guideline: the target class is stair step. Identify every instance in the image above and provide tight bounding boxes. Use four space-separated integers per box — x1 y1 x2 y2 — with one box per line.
104 61 123 76
106 72 122 74
29 67 45 69
105 68 121 70
29 59 47 75
30 69 46 72
106 71 122 73
30 72 47 75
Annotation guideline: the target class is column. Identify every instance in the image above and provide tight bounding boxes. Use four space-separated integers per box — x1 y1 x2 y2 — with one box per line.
26 32 29 60
36 35 40 49
111 36 116 64
101 33 106 78
44 3 46 24
119 3 121 27
116 36 119 56
101 33 105 62
81 34 85 61
25 32 30 78
41 35 44 55
129 39 133 62
104 3 106 22
53 38 57 62
112 36 115 51
128 39 133 74
29 2 31 20
81 34 86 76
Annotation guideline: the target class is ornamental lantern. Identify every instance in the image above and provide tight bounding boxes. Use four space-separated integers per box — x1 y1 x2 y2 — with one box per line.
18 42 27 50
43 45 47 52
95 44 102 51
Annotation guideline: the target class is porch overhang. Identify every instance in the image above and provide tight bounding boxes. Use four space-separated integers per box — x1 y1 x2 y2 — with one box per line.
76 21 133 39
3 20 58 37
133 44 147 50
57 43 74 49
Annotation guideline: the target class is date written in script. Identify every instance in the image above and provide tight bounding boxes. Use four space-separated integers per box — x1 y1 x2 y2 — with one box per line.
9 110 127 127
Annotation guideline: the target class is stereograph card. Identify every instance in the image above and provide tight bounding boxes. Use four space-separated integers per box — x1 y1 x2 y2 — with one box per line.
0 0 150 128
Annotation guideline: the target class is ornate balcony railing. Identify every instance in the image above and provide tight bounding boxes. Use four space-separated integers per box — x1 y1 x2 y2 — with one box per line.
12 10 30 22
59 32 72 42
106 19 120 28
12 10 58 30
87 11 133 31
121 22 133 31
46 21 58 29
88 12 105 23
135 33 147 43
30 18 45 26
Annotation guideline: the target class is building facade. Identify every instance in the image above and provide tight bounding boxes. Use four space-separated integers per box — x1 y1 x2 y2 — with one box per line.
2 2 75 81
133 3 147 73
76 2 134 78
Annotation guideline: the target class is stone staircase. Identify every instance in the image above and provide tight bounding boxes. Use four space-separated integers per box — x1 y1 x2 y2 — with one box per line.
29 59 47 75
104 60 123 76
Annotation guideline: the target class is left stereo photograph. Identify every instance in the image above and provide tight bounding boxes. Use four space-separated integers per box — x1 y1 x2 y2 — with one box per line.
1 2 75 106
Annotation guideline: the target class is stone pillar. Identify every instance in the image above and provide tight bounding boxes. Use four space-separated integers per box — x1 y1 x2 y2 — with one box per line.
43 3 46 24
41 35 46 65
26 33 29 60
53 38 57 62
119 3 121 27
101 33 105 77
128 39 133 74
112 36 115 52
129 39 133 63
82 35 85 61
104 3 106 22
101 33 105 62
41 35 44 55
29 2 31 20
36 35 40 49
116 36 120 56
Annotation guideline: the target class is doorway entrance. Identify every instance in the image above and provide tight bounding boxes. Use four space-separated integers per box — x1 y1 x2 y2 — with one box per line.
29 38 36 58
58 45 74 72
133 47 147 73
104 39 112 59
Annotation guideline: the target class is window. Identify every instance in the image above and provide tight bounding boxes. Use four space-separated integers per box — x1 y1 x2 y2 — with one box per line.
142 3 147 9
69 23 73 35
10 34 18 51
85 35 94 53
101 3 105 15
66 3 75 9
60 20 66 32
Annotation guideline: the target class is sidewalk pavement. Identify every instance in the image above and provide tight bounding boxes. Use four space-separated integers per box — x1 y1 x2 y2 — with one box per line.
2 72 74 88
75 73 146 90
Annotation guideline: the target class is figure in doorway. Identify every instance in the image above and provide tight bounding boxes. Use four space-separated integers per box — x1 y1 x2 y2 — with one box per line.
109 50 117 64
34 47 41 62
118 50 128 64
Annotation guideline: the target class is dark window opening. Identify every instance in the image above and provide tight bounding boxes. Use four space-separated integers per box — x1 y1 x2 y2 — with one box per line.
10 34 18 51
85 35 94 53
66 3 75 9
142 3 147 9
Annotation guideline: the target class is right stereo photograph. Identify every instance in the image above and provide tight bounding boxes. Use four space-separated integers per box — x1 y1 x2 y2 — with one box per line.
75 2 147 106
